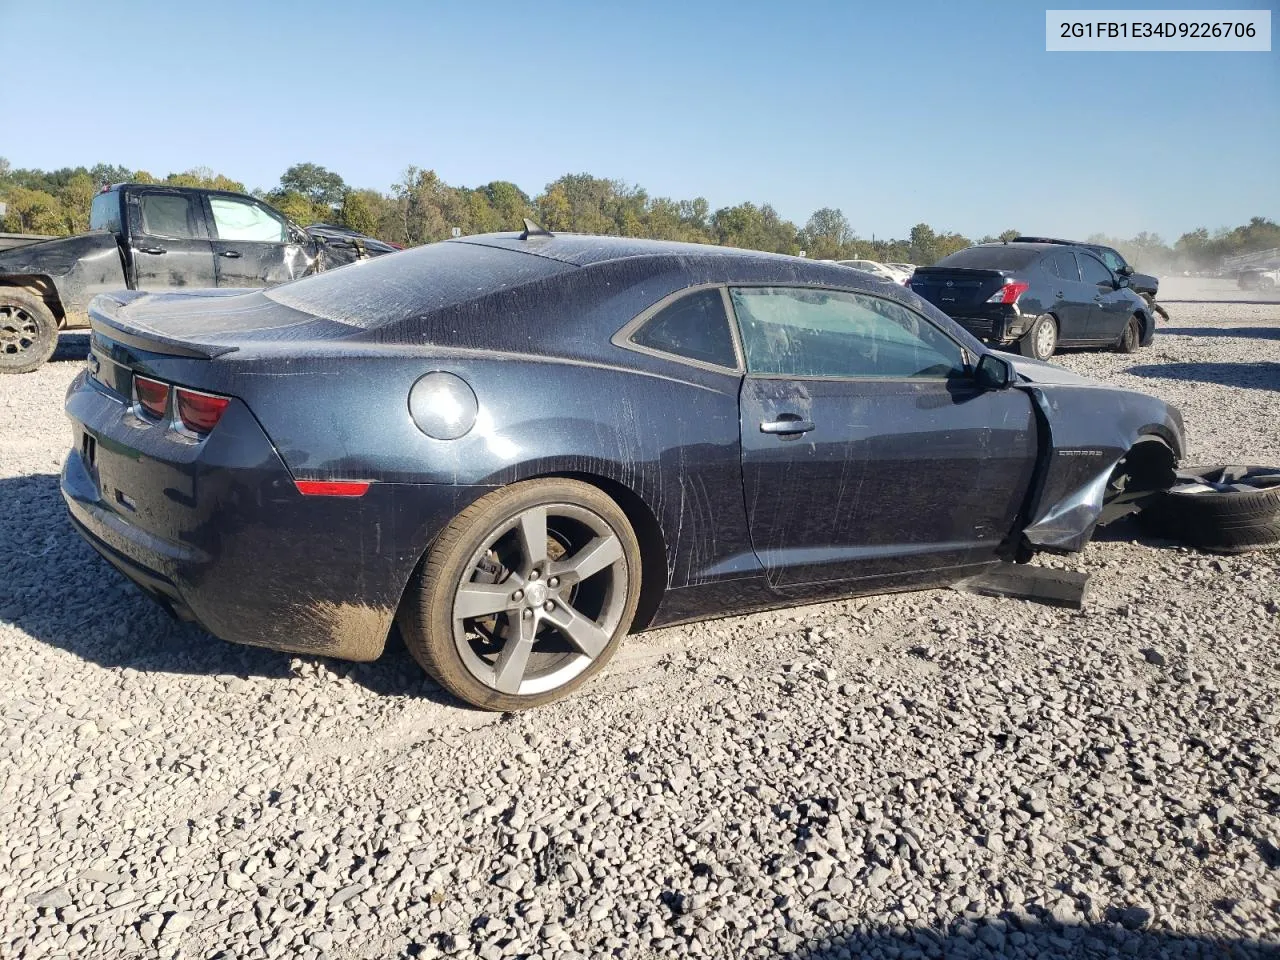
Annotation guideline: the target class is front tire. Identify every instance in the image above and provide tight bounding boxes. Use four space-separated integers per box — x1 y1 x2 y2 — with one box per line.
1018 314 1057 360
398 478 642 710
1117 315 1142 354
0 289 59 374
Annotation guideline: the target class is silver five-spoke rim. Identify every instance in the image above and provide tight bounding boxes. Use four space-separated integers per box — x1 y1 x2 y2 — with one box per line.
1035 319 1056 358
452 503 627 696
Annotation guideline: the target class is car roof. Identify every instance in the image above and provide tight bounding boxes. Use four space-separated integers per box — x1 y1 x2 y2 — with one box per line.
1013 235 1111 251
452 231 807 269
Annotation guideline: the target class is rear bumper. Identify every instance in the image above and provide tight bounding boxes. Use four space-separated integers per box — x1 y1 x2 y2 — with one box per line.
944 305 1031 344
62 370 485 661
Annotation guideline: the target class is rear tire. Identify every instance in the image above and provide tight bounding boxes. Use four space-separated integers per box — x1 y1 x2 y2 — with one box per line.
0 289 58 374
1018 314 1057 360
1117 315 1142 354
397 478 642 710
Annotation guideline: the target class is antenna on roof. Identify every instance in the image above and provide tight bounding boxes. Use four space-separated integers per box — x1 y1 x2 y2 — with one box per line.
519 218 553 240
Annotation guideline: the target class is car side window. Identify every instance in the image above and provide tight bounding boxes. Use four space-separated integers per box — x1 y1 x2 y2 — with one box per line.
209 197 288 243
1098 249 1124 272
139 193 202 239
629 288 737 369
1078 253 1113 285
1051 251 1080 281
730 286 966 379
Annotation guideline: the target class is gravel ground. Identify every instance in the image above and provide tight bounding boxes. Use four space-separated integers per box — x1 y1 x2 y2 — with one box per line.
1 305 1278 960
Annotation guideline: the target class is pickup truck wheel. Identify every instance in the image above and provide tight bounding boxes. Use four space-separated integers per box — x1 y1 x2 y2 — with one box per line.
1116 315 1142 354
1018 314 1057 360
0 290 58 375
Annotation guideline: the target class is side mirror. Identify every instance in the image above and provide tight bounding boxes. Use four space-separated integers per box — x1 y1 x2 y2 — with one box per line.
975 353 1015 389
1118 265 1134 277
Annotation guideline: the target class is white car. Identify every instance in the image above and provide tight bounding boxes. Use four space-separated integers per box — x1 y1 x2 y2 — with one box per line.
888 262 918 277
835 259 911 284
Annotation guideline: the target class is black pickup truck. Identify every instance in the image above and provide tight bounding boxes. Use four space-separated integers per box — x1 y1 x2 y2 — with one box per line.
0 183 395 373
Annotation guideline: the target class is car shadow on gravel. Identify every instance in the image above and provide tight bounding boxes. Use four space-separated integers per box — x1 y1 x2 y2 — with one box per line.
0 472 459 704
1090 515 1182 550
794 918 1274 959
1162 325 1280 341
1126 361 1280 391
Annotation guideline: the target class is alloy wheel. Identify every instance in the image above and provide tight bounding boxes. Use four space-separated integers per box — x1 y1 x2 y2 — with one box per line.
0 306 40 359
451 503 628 696
1034 318 1057 359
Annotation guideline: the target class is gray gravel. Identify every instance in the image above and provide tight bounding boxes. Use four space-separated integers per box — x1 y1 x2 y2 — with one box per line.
1 308 1278 960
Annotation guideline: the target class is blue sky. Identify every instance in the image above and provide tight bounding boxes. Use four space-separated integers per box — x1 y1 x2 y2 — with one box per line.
2 0 1276 242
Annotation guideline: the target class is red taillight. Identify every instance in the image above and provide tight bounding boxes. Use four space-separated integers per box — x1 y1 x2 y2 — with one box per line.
175 388 230 434
133 376 169 419
295 480 371 497
986 280 1031 305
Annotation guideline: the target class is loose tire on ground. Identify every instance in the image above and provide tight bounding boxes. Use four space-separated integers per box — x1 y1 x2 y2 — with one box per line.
0 289 59 374
1018 314 1057 360
1140 465 1280 554
397 478 642 710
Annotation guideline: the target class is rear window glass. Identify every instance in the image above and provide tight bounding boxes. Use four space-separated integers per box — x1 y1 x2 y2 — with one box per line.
630 288 737 368
140 193 201 239
264 240 574 329
934 246 1040 270
90 192 121 233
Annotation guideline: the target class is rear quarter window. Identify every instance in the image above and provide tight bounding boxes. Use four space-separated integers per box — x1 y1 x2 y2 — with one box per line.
934 246 1040 270
627 288 738 369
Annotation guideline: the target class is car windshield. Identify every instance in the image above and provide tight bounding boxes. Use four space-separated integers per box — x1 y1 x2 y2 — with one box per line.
934 246 1041 269
264 241 574 328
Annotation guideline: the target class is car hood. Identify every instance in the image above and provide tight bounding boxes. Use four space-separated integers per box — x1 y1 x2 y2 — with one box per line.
994 352 1095 386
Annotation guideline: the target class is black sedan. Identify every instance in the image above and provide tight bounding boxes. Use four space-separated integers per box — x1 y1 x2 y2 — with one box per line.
63 232 1183 709
909 241 1156 360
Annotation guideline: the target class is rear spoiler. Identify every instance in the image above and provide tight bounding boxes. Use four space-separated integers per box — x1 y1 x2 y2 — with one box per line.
88 291 239 359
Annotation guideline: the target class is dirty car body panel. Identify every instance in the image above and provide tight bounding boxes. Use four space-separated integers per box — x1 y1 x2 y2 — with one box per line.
61 233 1185 663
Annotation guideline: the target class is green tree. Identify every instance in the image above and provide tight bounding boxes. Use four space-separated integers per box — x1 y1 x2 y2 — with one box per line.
280 163 347 208
270 190 328 226
800 207 854 260
339 189 381 235
1 186 64 234
58 173 97 233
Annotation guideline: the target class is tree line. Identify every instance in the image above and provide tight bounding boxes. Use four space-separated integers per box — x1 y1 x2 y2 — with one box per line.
0 156 1273 271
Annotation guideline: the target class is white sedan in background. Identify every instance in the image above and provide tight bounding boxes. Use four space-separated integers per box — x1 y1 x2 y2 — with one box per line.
835 259 911 284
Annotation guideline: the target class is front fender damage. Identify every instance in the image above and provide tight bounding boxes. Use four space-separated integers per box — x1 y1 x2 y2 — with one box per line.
1016 383 1183 554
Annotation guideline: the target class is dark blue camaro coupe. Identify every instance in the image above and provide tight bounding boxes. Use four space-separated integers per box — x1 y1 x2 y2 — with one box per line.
63 230 1184 709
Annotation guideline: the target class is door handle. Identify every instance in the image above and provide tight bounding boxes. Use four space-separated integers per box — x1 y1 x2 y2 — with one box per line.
220 250 242 259
1055 291 1065 299
760 416 815 435
1093 295 1104 302
139 246 166 255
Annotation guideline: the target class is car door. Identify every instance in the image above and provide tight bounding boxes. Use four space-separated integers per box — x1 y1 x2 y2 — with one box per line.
1077 251 1130 341
731 285 1039 590
127 189 217 290
1042 250 1093 342
206 194 314 288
